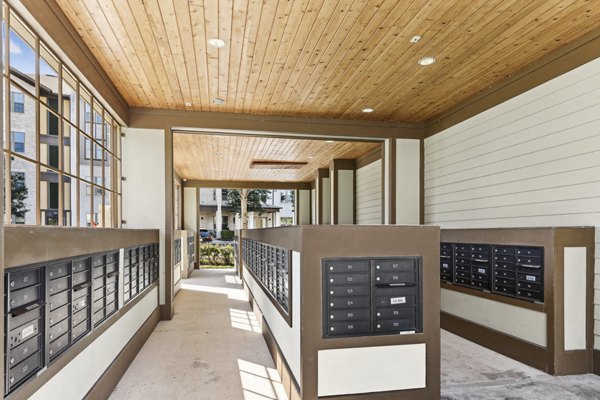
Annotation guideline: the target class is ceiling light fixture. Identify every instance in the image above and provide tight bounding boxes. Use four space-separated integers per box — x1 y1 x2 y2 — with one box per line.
307 156 314 159
418 56 436 66
208 38 226 48
212 98 225 105
362 107 374 113
325 140 334 143
410 35 421 43
185 102 192 107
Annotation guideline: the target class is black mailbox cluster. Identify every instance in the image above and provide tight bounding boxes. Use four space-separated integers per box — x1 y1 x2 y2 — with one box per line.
174 238 182 265
440 242 544 302
124 244 159 304
92 252 119 327
322 257 422 338
188 236 195 268
241 238 290 313
4 248 126 396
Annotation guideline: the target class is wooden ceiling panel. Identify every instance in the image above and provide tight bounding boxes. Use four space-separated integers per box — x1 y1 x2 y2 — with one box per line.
173 134 380 182
55 0 600 122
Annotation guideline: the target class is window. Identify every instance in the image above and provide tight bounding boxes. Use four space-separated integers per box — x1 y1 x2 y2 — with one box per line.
11 131 25 153
11 91 24 113
2 0 122 227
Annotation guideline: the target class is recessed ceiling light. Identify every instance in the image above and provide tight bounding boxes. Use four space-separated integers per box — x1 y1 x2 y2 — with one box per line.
185 102 192 107
208 38 226 48
410 35 422 43
362 107 374 113
325 140 334 143
418 56 436 66
212 98 225 105
307 156 314 159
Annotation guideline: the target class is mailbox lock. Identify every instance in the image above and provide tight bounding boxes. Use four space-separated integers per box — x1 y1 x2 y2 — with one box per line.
9 357 14 364
49 349 53 355
10 281 15 287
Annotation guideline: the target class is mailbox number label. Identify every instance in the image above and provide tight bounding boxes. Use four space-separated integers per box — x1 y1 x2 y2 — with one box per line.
390 297 406 305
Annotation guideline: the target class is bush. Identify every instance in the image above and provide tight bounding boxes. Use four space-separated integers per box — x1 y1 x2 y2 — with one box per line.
220 229 234 241
199 243 235 267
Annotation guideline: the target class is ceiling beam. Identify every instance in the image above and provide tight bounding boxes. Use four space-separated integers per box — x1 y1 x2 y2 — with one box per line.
182 180 312 190
129 108 424 140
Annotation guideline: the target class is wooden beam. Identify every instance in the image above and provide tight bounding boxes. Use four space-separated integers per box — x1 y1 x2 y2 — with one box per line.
183 180 312 190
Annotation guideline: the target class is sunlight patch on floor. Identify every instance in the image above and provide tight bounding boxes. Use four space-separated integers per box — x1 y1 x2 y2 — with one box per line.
230 308 262 333
181 282 248 301
225 274 243 285
238 359 288 400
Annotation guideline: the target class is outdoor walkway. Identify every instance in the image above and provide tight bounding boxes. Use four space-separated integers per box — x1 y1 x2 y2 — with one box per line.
110 268 287 400
111 269 600 400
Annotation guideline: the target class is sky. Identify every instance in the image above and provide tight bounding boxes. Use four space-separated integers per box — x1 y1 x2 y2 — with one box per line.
5 21 57 77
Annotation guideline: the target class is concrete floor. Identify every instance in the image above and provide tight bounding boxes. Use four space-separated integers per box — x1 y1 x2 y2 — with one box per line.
441 330 600 399
112 269 600 400
110 268 287 400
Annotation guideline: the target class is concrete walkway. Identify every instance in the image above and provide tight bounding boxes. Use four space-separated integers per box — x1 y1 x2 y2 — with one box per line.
110 268 287 400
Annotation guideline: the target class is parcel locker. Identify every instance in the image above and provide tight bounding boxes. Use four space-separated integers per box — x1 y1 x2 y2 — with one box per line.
440 242 454 283
5 265 45 395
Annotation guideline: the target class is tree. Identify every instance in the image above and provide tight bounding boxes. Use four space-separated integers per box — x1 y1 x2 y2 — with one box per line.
227 189 270 214
11 173 29 223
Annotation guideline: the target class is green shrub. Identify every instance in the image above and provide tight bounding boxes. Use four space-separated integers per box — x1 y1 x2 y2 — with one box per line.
199 243 235 267
220 229 234 241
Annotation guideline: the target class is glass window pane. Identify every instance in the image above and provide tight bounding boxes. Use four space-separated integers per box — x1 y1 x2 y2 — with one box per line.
116 194 121 228
103 189 112 228
115 158 121 194
63 176 76 226
9 15 36 95
104 151 111 191
62 69 77 125
40 168 59 226
79 88 91 135
9 156 37 224
91 185 102 227
93 107 102 144
79 173 90 227
63 122 77 176
10 85 36 161
40 45 60 113
103 114 112 153
114 122 121 159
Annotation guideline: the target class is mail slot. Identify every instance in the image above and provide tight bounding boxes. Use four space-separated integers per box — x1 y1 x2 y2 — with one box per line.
329 309 370 322
72 258 88 273
494 284 515 294
376 307 416 320
375 294 416 308
494 269 514 278
72 320 89 340
49 290 69 310
48 317 70 340
9 268 41 291
92 254 105 267
374 271 415 285
9 285 41 310
106 261 118 274
517 256 542 267
49 304 69 326
517 281 543 291
328 285 370 297
106 273 117 286
494 276 515 286
328 321 370 335
48 332 69 359
8 318 40 350
328 297 370 309
7 351 42 391
48 262 69 279
494 262 516 271
517 288 543 301
517 272 541 283
328 273 369 285
73 270 90 286
106 251 119 263
48 276 70 294
494 246 516 255
517 247 542 257
374 259 416 272
9 335 41 367
73 285 90 301
495 254 516 263
375 319 416 332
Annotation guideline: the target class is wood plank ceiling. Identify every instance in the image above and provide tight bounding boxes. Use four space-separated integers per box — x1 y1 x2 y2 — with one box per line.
173 133 380 182
54 0 600 123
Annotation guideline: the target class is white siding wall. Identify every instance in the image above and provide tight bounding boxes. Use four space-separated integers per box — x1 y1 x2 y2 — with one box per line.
424 56 600 348
356 160 382 224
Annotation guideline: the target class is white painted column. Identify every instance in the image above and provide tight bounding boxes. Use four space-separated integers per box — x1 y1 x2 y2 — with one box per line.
247 211 255 229
396 139 420 224
216 188 222 238
274 211 281 227
235 213 241 229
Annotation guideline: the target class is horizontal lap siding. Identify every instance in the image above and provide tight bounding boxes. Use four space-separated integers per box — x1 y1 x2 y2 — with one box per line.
424 56 600 348
356 160 382 225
